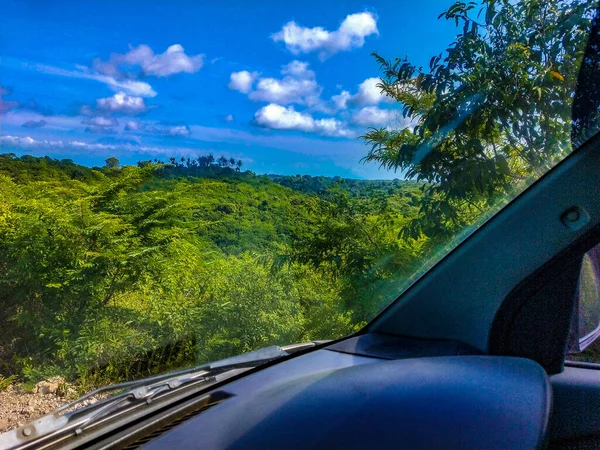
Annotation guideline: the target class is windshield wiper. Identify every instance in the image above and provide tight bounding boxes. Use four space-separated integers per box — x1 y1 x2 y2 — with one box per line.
56 344 289 417
0 342 326 449
66 345 290 432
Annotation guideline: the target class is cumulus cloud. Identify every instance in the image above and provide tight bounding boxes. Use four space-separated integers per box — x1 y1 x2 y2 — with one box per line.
272 12 378 60
352 106 390 126
332 90 351 110
254 103 352 137
160 125 192 137
124 120 143 132
21 119 47 128
352 77 388 105
280 60 310 77
124 120 191 137
94 44 204 78
231 61 322 107
82 116 119 134
36 64 157 98
331 77 390 111
228 71 259 94
96 91 147 115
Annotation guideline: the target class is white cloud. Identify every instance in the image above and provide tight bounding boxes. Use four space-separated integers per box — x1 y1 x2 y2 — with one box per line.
224 114 234 122
101 76 156 98
0 134 201 157
124 120 191 137
164 125 192 137
272 12 378 60
280 60 310 77
96 91 147 115
2 110 83 131
2 135 94 151
331 77 390 110
353 77 387 105
332 90 351 110
81 116 119 134
95 44 205 78
84 125 117 134
124 120 143 131
79 105 94 116
234 61 321 106
255 104 312 130
82 116 119 127
251 78 319 105
228 71 259 94
254 103 352 137
352 106 390 126
35 64 157 98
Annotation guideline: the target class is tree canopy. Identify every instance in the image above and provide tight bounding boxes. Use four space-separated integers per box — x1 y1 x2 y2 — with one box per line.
363 0 596 237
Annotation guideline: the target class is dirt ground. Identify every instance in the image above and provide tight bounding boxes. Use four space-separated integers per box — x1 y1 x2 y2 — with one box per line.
0 377 102 434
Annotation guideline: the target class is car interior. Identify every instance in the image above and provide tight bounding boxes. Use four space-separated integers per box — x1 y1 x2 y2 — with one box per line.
4 3 600 450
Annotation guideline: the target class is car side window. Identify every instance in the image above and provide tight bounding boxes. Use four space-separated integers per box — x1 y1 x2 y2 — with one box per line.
567 243 600 361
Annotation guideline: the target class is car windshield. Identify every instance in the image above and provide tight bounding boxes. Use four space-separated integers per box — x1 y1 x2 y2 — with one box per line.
1 0 600 431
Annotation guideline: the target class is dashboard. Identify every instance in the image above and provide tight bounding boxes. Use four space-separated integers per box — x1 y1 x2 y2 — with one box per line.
137 341 551 449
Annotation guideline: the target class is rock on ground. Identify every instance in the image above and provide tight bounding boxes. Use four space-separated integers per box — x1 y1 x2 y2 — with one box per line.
0 378 102 434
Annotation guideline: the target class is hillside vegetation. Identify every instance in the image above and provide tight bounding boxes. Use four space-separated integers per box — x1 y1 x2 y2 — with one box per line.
0 154 430 388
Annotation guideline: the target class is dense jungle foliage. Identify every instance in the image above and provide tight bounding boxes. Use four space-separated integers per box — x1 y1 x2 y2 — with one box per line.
0 154 429 388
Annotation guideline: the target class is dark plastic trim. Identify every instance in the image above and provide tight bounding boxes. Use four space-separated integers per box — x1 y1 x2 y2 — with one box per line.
489 225 600 374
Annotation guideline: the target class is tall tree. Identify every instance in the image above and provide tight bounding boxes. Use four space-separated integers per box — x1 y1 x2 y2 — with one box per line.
105 157 120 169
362 0 595 237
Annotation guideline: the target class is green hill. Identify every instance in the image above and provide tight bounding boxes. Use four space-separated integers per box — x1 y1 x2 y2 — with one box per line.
0 153 429 388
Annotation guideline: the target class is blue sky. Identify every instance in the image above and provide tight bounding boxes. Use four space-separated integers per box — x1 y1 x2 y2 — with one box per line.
0 0 459 179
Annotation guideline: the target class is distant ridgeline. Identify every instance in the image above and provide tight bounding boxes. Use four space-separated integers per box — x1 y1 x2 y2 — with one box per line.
0 153 101 183
0 153 247 183
267 174 420 198
0 153 420 197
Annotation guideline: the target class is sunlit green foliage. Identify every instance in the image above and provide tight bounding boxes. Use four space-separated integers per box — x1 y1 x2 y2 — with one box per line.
0 156 367 387
363 0 595 237
284 186 427 322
